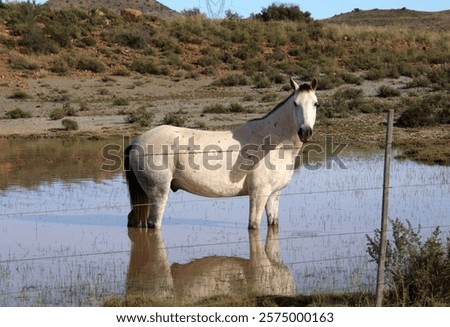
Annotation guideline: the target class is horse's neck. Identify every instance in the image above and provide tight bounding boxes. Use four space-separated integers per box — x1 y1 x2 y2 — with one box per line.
236 98 298 145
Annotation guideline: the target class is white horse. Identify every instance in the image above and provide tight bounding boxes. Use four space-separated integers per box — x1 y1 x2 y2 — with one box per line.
125 78 318 229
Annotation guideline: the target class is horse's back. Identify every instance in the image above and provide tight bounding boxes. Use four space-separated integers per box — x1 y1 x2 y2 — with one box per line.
130 125 248 197
134 125 234 147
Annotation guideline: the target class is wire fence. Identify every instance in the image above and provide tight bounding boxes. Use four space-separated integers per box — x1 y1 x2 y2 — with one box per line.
1 181 448 218
1 137 449 306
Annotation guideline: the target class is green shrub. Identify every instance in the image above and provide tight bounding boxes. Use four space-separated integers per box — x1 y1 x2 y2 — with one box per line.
377 85 401 98
61 118 79 131
253 74 271 88
4 108 32 119
152 34 182 54
339 72 363 85
268 72 286 84
213 73 250 87
365 69 391 81
428 67 450 90
113 69 131 77
49 104 76 120
367 219 450 306
98 88 111 95
110 29 153 49
9 56 38 71
77 56 106 73
437 107 450 125
100 76 116 83
49 108 66 120
113 98 129 106
130 58 167 75
19 25 59 54
203 103 250 114
76 36 97 48
261 93 278 103
50 57 70 75
125 107 154 127
79 101 89 111
62 103 77 116
322 96 387 118
335 87 363 100
253 3 312 22
229 103 246 113
163 112 186 127
316 75 344 90
396 94 450 127
406 76 431 88
203 103 228 114
8 89 31 99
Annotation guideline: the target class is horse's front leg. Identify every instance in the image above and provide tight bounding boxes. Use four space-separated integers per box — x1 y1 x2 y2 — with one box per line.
265 191 280 226
248 192 270 229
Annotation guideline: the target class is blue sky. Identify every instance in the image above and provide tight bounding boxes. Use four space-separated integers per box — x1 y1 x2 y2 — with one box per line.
158 0 449 19
33 1 449 19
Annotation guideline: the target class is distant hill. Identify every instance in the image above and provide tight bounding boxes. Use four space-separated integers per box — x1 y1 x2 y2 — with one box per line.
324 8 450 31
45 0 176 15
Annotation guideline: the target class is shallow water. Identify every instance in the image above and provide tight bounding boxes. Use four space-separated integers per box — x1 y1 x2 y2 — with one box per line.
0 138 449 306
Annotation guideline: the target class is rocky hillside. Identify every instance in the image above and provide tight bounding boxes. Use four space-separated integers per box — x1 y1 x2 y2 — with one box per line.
45 0 176 15
325 8 450 31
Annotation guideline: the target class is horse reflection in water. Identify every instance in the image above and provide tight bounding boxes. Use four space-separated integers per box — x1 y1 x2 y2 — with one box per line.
126 226 295 304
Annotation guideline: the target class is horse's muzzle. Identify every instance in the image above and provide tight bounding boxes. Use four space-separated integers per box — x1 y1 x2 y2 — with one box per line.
298 126 313 143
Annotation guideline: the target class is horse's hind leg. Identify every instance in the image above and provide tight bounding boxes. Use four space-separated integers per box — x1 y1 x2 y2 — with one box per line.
265 191 280 226
146 185 170 229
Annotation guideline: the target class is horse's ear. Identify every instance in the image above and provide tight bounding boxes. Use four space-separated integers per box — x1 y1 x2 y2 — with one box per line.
311 78 318 91
290 77 299 91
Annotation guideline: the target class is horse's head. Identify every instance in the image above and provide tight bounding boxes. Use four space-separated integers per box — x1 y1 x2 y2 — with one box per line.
290 78 318 143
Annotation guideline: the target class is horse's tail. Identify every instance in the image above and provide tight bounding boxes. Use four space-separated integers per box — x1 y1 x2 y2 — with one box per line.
125 144 149 227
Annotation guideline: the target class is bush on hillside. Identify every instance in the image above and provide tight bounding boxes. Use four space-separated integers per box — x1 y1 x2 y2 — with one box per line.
253 3 312 22
19 25 59 54
163 111 186 127
213 73 250 87
49 103 77 120
377 85 401 98
76 55 106 73
367 219 450 306
8 89 31 99
396 94 450 127
5 108 32 119
125 107 155 127
61 118 79 131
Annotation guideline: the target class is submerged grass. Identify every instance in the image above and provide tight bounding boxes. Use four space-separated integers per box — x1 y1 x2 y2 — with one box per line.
104 292 376 307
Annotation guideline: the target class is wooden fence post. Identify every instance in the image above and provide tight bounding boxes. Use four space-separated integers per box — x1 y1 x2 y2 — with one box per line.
376 109 394 307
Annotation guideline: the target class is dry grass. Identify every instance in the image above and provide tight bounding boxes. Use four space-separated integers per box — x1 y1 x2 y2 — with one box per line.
1 3 449 86
325 8 450 31
0 2 448 165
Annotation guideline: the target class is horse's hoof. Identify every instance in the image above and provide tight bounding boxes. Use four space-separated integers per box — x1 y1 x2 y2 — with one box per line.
248 223 259 230
147 222 156 229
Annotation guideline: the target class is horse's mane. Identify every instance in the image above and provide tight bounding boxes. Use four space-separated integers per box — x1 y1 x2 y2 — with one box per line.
250 82 312 122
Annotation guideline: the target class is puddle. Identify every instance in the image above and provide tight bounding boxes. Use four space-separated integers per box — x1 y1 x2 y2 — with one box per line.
0 138 449 306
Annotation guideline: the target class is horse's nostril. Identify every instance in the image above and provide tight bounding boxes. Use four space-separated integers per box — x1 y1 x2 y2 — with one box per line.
298 126 313 142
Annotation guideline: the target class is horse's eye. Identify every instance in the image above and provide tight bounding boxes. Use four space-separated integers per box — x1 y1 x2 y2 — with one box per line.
315 102 320 108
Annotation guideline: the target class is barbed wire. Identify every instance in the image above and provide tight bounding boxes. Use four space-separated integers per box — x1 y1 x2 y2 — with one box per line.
1 180 448 218
1 223 448 266
1 139 448 304
0 220 448 304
